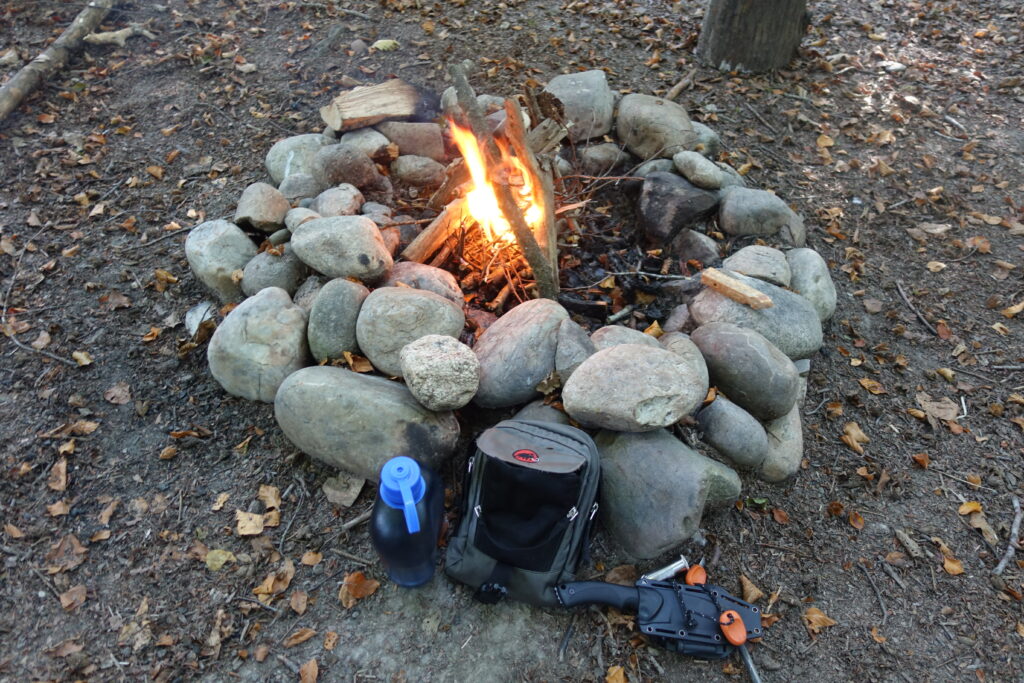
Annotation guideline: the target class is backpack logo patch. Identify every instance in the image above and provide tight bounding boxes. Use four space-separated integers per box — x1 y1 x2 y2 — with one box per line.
512 449 539 464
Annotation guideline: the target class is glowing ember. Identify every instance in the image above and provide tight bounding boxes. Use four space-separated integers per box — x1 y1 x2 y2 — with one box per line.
449 120 544 245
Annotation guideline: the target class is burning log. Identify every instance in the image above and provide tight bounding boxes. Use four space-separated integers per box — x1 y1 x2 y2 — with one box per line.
401 197 468 263
319 79 421 132
448 63 559 301
427 158 469 212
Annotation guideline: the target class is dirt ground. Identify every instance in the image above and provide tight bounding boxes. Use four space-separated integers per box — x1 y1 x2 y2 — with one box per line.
2 1 1023 681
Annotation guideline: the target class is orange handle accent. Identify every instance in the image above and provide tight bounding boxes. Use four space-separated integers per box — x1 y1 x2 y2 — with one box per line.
719 610 747 646
684 565 707 585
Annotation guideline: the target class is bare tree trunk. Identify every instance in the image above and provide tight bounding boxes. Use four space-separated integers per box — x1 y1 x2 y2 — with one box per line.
0 0 114 124
696 0 808 73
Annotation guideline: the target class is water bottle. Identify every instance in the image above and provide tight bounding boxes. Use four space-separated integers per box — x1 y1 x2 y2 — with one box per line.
370 456 444 587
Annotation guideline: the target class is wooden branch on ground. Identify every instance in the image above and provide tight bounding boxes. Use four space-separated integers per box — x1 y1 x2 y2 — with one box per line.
83 23 155 47
700 268 773 310
0 0 114 125
319 79 419 131
449 63 558 300
400 198 467 263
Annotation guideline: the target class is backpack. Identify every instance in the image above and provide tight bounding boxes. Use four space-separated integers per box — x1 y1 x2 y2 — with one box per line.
445 419 600 607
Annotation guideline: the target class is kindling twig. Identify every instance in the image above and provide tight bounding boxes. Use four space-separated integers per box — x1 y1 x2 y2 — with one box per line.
993 496 1022 576
895 280 938 336
742 100 778 136
858 563 888 626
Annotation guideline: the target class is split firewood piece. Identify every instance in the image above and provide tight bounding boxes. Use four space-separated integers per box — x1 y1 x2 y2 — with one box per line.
427 158 469 212
700 268 773 310
319 79 419 132
401 198 468 263
527 118 570 156
0 0 114 124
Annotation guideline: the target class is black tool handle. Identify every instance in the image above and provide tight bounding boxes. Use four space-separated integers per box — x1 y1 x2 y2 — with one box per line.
554 582 639 611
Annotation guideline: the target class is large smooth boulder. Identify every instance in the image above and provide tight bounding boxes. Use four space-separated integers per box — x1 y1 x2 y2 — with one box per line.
265 134 329 184
691 122 721 158
659 332 709 396
760 402 803 483
473 299 569 408
672 151 723 190
306 278 369 362
383 261 462 304
719 187 805 246
579 143 632 177
278 173 324 203
787 248 837 321
597 429 741 559
355 288 465 377
390 155 445 187
722 245 791 288
543 70 615 142
339 128 393 161
290 216 393 282
207 288 309 402
554 318 595 382
616 94 698 159
375 122 446 162
399 335 480 411
234 182 290 233
185 219 257 303
309 184 364 217
241 248 308 297
590 325 660 351
562 344 707 431
638 172 719 244
671 228 721 267
691 322 800 420
697 397 769 470
689 271 823 359
274 366 460 480
311 143 381 190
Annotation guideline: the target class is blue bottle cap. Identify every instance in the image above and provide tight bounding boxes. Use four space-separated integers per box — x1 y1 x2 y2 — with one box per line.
379 456 425 534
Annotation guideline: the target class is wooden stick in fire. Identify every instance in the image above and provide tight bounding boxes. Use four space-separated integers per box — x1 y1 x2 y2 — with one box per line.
448 62 559 300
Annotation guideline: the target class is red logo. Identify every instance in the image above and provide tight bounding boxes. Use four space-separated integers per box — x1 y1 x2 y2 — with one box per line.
513 449 539 463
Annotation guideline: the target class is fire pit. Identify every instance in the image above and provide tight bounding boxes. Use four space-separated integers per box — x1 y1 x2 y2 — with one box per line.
184 66 836 559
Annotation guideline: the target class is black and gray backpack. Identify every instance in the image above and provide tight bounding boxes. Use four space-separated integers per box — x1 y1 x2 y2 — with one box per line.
445 419 600 606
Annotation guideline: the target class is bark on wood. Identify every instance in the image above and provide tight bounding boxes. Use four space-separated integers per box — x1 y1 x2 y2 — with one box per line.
0 0 114 125
527 118 569 156
401 197 468 263
700 268 773 309
427 158 468 211
319 79 419 131
696 0 808 73
448 63 558 300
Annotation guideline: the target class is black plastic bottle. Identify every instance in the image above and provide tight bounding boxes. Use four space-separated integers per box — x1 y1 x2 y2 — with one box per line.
370 456 445 587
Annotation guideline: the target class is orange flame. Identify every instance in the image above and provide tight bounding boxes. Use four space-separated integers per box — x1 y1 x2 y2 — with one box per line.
449 120 543 245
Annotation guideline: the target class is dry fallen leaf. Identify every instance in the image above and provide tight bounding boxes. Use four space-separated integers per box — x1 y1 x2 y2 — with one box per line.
235 510 264 536
103 381 131 404
59 584 87 611
45 534 87 573
258 485 281 511
803 607 837 635
48 457 68 491
858 378 886 395
71 350 93 366
46 638 84 658
911 452 931 468
253 559 295 603
604 564 638 586
284 627 317 648
943 557 965 576
263 509 281 527
4 522 25 538
324 631 339 651
958 501 983 515
211 493 230 511
772 508 790 525
840 422 870 454
205 549 236 571
299 659 318 683
849 510 865 530
47 500 70 516
301 551 323 566
158 446 177 460
338 571 380 609
605 665 627 683
967 511 1000 547
290 590 308 615
871 626 887 643
740 574 765 603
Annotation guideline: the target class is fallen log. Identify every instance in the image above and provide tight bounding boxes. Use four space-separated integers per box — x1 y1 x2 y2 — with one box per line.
0 0 114 125
700 268 773 310
319 79 420 132
400 197 468 263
